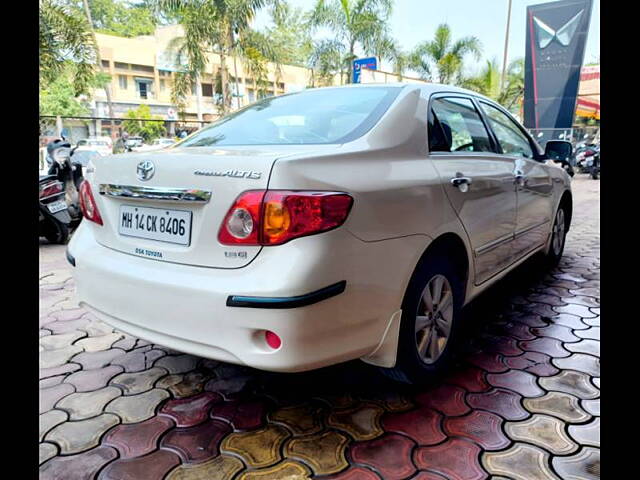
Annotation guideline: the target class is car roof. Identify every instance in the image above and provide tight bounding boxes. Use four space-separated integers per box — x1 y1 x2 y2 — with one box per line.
303 82 496 104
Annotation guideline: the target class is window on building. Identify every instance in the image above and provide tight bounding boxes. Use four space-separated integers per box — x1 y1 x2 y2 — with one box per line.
101 60 110 68
201 83 213 97
278 82 285 90
118 75 128 90
248 89 255 103
114 62 129 69
131 64 155 73
159 70 171 77
160 79 166 92
136 80 152 99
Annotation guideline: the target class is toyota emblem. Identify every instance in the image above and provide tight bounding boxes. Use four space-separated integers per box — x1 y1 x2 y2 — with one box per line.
137 160 155 181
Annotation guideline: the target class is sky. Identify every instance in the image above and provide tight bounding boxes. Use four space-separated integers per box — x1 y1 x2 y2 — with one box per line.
253 0 600 76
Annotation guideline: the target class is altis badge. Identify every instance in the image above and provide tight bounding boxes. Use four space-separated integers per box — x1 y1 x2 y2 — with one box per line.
194 169 261 179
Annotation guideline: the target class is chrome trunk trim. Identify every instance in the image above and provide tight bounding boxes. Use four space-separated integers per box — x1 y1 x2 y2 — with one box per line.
98 184 212 203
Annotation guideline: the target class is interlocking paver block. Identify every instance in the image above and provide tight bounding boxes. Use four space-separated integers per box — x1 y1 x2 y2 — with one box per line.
552 353 600 377
523 391 590 423
160 418 231 463
39 362 81 380
70 349 125 370
565 339 600 356
505 414 577 455
381 405 446 446
486 370 544 397
159 391 221 427
539 370 599 399
323 466 381 480
98 448 181 480
165 454 244 480
361 391 414 412
284 430 350 475
105 388 169 423
350 433 416 480
40 345 84 369
103 415 174 459
466 388 528 421
111 348 167 373
43 318 91 334
530 324 580 343
45 413 120 454
81 320 115 336
466 352 508 373
154 354 199 374
482 443 561 480
204 375 253 398
568 418 600 447
110 367 168 395
582 398 600 417
39 442 58 465
326 403 384 441
504 351 559 377
40 446 118 480
39 410 68 442
64 365 123 393
549 313 589 330
444 411 509 450
56 386 122 420
553 304 597 318
236 460 312 480
552 446 600 480
210 399 266 430
39 331 86 351
75 333 124 352
112 335 137 351
446 367 490 392
414 438 487 480
160 370 214 398
270 403 325 435
415 384 470 416
519 337 570 358
40 383 76 414
221 425 290 468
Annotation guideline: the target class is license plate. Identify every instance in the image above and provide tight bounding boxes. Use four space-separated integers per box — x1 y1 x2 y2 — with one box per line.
47 200 67 214
118 205 192 246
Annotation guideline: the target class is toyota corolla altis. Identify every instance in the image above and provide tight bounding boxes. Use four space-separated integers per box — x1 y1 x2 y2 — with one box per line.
68 84 572 384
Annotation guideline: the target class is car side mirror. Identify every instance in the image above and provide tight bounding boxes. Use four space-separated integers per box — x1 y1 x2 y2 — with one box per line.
545 140 572 162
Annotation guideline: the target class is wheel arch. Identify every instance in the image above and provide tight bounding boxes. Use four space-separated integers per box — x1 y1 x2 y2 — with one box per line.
559 189 573 232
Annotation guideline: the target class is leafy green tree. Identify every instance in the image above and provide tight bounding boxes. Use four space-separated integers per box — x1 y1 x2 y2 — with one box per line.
40 72 92 116
264 1 313 67
308 0 395 83
410 23 482 84
121 104 166 141
61 0 157 37
156 0 282 116
40 0 96 95
461 57 524 113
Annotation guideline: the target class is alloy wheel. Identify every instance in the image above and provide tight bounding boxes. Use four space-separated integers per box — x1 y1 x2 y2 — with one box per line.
552 208 566 256
415 274 454 364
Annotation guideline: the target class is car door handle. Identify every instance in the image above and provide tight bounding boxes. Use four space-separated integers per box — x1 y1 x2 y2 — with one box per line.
514 173 527 186
450 176 472 187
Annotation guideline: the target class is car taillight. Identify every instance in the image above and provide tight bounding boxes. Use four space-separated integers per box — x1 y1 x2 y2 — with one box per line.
218 190 353 246
39 181 63 199
78 180 103 225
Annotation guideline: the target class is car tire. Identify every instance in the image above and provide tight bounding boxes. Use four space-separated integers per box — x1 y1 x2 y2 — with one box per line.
544 203 569 267
44 221 69 245
380 254 464 385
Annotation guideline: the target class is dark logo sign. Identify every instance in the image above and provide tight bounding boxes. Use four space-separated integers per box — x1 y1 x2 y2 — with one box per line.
524 0 593 130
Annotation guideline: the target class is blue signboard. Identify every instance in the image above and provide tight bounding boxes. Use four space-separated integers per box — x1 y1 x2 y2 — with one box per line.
352 57 378 83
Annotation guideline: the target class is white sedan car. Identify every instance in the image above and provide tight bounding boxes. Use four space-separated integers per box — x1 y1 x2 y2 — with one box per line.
68 84 572 383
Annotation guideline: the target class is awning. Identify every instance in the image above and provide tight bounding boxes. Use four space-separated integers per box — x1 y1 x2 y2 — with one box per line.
576 65 599 120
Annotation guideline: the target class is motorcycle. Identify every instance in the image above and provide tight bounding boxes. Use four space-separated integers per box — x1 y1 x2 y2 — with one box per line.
574 144 599 174
46 139 84 229
39 176 71 244
585 150 600 179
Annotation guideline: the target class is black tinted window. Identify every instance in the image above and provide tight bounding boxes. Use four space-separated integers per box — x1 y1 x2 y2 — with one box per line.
178 87 402 146
430 97 493 153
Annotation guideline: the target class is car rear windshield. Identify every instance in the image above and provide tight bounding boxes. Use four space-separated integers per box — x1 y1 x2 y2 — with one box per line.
178 87 402 147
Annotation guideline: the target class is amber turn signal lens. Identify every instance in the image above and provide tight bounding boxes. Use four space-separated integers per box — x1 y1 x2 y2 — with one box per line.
263 201 291 240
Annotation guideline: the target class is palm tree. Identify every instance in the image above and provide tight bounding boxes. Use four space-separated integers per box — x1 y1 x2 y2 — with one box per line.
308 0 394 83
39 0 95 95
409 23 482 84
461 57 524 113
157 0 279 116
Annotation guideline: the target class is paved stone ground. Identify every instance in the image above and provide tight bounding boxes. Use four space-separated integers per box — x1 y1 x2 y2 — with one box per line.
39 175 600 480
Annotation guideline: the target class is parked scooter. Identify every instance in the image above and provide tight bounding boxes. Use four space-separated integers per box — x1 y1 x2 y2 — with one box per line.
585 150 600 179
46 139 84 228
39 176 71 244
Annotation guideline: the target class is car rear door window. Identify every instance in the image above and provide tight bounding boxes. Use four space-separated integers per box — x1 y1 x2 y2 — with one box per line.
479 102 534 158
429 97 493 153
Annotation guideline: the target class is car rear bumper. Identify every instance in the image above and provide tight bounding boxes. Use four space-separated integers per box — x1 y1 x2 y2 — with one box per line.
68 223 429 372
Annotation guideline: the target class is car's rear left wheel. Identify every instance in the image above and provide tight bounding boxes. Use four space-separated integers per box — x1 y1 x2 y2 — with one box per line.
380 255 463 384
